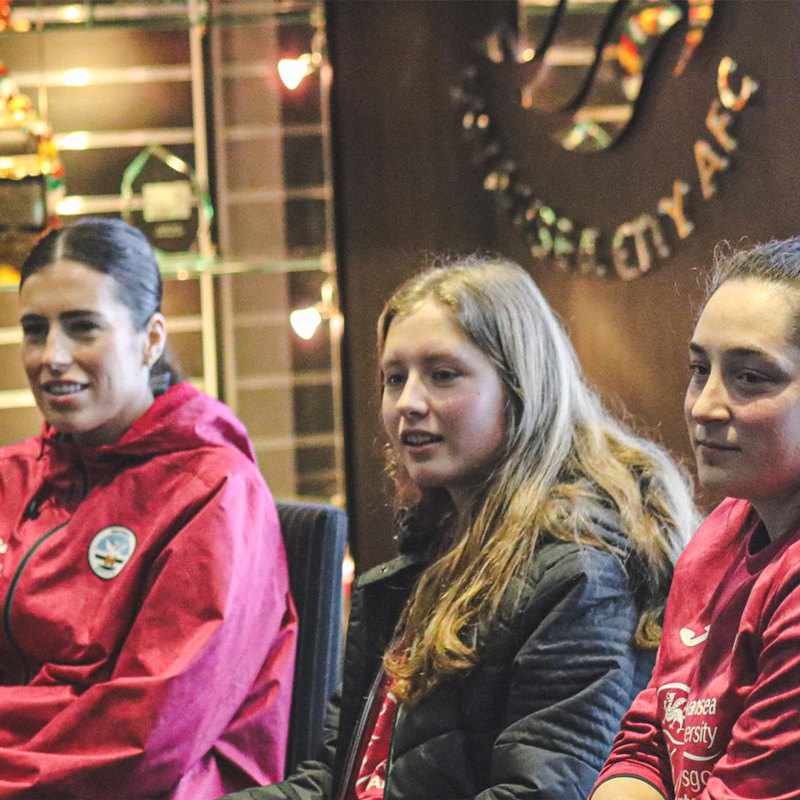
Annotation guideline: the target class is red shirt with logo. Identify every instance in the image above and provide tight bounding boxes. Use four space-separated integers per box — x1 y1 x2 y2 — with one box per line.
595 497 800 799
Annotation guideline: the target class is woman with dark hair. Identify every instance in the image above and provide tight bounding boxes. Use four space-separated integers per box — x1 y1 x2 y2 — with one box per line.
0 217 297 799
224 257 697 800
592 236 800 799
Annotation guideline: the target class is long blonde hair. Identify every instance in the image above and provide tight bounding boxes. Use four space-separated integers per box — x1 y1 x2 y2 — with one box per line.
379 257 697 706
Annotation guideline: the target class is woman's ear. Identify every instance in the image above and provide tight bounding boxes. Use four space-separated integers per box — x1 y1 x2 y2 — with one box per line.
143 312 167 367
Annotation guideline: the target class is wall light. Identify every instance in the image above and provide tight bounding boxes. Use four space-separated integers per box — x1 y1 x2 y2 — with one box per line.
290 305 323 340
57 131 90 150
290 275 340 340
60 4 89 23
56 196 84 215
278 26 325 91
278 54 312 91
278 51 323 91
61 68 91 87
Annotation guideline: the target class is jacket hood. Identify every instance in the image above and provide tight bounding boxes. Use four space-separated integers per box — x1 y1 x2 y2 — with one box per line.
40 382 256 482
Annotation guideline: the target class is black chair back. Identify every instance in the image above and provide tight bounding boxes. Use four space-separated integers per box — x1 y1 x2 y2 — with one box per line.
278 502 348 773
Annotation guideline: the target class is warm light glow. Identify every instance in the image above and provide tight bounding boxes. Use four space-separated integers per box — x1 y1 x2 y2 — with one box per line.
278 54 312 90
61 5 89 22
56 197 84 215
342 552 355 587
58 131 90 150
329 311 344 339
290 306 323 340
62 68 91 87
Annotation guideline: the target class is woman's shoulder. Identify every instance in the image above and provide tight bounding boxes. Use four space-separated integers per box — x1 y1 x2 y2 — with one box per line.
133 384 264 484
488 524 634 653
0 434 44 461
676 497 749 564
495 516 630 634
526 536 628 604
528 503 628 580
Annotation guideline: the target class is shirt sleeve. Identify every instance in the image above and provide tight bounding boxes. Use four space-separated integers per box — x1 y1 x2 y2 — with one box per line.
0 468 297 799
476 543 651 800
218 688 342 800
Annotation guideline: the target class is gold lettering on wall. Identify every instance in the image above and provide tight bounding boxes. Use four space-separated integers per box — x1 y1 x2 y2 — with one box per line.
577 228 606 276
717 56 759 111
658 180 695 239
705 100 738 153
694 140 730 200
612 215 670 280
456 43 761 278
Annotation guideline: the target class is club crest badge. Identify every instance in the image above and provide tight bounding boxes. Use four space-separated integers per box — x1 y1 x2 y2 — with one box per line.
88 526 137 580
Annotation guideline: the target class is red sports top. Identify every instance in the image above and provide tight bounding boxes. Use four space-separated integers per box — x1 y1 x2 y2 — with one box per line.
353 677 398 800
595 497 800 799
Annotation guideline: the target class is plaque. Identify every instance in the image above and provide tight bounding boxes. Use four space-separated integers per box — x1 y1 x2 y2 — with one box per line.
121 145 213 257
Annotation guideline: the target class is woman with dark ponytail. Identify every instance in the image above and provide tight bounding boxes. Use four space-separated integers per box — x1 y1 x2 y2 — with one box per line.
0 217 297 799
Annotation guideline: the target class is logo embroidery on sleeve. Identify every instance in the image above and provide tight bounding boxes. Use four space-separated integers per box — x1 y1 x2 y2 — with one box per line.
88 526 137 580
679 625 711 647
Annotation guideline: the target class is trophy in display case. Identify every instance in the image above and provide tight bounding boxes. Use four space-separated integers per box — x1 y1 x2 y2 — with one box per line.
121 145 214 263
0 63 65 283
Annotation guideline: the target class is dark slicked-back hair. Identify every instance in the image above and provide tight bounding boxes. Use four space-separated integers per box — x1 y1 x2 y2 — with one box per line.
710 236 800 292
705 237 800 345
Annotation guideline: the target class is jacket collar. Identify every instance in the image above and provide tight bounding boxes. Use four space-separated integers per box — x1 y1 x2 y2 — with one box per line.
355 550 430 590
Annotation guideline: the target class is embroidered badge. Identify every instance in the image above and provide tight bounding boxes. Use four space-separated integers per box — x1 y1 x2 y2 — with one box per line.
88 526 137 580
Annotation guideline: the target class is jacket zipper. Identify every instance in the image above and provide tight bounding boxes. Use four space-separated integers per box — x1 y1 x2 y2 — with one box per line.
3 522 69 683
336 666 387 800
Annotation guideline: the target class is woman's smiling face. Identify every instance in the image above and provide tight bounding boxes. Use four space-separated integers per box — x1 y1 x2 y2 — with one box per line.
685 278 800 530
19 259 162 446
380 299 507 510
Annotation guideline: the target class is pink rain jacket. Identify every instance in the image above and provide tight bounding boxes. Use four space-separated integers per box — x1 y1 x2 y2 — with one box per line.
0 382 296 799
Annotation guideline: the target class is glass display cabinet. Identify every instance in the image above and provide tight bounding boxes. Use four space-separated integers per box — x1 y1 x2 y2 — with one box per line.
0 0 344 504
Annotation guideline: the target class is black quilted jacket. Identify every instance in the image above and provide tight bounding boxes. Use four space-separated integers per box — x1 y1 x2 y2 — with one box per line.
224 507 655 800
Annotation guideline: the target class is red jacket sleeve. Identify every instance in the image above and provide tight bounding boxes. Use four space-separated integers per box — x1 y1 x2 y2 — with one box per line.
0 469 297 799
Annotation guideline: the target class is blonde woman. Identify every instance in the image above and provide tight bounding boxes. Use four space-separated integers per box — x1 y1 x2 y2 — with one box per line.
225 257 696 800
